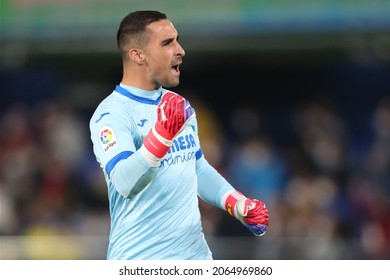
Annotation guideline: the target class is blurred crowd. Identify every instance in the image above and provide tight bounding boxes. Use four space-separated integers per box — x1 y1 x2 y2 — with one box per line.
1 80 390 260
195 93 390 260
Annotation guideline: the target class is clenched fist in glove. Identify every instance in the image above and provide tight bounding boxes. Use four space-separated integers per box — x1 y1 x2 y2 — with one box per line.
141 92 195 163
223 190 269 236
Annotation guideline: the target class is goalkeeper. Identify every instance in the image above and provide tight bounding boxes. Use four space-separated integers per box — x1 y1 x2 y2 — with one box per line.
89 10 269 260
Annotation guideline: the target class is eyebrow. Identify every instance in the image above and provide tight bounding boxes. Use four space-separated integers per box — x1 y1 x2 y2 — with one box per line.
161 35 179 46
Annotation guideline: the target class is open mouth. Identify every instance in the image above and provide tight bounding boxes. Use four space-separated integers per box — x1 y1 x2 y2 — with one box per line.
171 64 180 75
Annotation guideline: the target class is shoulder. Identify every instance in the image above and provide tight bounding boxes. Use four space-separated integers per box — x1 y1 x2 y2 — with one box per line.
89 91 132 130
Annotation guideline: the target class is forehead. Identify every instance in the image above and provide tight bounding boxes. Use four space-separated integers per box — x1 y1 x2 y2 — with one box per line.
146 19 178 40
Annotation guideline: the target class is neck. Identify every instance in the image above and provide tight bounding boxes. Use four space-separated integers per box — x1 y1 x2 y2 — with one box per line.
122 65 158 91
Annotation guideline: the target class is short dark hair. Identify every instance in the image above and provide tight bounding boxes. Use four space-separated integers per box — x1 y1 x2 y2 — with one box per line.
116 10 167 57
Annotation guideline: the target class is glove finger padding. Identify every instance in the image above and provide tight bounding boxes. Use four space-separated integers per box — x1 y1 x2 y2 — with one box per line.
245 224 268 237
155 92 195 140
141 92 196 161
243 199 269 225
236 198 269 236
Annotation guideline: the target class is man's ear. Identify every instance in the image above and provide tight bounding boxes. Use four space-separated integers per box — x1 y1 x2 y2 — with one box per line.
129 48 145 64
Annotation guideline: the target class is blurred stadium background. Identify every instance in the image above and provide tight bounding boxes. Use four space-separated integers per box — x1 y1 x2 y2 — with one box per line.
1 0 390 260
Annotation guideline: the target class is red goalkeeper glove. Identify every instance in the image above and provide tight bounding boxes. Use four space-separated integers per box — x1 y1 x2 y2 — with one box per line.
142 92 195 161
223 191 269 236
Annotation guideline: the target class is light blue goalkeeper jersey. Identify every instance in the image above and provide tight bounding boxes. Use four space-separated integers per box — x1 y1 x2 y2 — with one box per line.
89 84 235 260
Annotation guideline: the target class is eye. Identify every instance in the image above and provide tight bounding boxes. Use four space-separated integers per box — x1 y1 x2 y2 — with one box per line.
162 38 174 46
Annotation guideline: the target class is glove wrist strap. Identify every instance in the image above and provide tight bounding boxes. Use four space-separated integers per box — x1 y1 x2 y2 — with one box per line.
143 127 172 159
223 190 246 218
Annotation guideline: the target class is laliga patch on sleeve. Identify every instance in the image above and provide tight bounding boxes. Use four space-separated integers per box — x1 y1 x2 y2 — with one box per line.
99 127 118 154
